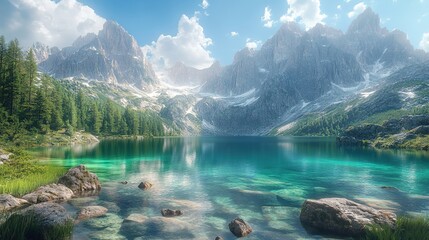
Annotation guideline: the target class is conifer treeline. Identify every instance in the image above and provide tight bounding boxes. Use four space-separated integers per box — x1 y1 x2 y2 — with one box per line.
0 36 165 141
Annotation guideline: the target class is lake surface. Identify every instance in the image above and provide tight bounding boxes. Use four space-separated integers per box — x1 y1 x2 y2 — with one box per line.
34 137 429 239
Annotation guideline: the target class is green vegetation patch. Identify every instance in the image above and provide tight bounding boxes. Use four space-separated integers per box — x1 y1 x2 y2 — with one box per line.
0 212 73 240
365 216 429 240
0 149 66 196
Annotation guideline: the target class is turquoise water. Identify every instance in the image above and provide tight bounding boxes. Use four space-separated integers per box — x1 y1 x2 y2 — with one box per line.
34 137 429 239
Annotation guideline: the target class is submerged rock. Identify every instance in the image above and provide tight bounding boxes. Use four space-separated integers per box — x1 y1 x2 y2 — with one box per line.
0 194 29 211
77 205 108 220
228 218 253 237
300 198 396 238
381 186 400 191
161 209 183 217
22 183 74 204
138 181 153 190
58 165 101 194
120 216 194 239
124 213 148 223
119 181 128 184
85 213 123 233
214 236 224 240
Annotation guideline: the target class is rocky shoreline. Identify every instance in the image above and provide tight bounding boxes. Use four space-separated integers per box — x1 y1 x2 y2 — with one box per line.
1 164 405 239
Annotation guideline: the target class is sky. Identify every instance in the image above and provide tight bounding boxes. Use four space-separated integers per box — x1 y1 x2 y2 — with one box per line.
0 0 428 70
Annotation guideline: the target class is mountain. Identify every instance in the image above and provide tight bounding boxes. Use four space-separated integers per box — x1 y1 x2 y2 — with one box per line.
32 9 429 137
277 60 429 137
195 8 428 135
31 42 59 64
39 21 157 89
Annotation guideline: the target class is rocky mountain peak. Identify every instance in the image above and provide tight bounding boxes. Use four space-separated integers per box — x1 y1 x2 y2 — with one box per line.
38 20 157 88
347 8 382 35
72 33 97 49
31 42 59 64
308 23 343 39
98 20 141 57
233 47 255 64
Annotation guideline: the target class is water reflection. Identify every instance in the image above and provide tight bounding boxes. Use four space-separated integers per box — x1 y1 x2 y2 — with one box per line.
33 137 429 239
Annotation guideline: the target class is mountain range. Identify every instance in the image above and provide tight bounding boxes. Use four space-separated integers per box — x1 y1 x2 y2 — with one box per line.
34 8 429 136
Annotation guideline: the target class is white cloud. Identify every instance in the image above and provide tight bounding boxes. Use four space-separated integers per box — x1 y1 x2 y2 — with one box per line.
348 2 367 18
337 4 342 9
280 0 327 30
230 31 239 37
201 0 209 9
0 0 105 48
420 32 429 52
261 6 275 28
143 14 214 70
245 38 261 50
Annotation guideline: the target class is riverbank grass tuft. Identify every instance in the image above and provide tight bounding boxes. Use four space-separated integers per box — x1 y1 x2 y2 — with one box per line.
0 213 73 240
365 216 429 240
0 149 67 196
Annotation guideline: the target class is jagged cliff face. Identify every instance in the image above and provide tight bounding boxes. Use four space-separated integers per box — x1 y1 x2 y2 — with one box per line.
39 21 157 89
343 8 423 70
195 8 429 135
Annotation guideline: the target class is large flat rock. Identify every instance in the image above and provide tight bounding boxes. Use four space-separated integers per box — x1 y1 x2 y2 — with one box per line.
300 198 396 237
22 183 74 204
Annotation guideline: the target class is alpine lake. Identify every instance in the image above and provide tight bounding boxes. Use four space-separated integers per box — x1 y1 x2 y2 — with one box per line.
32 137 429 240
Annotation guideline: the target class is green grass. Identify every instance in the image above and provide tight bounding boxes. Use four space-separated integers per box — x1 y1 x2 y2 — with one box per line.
0 212 73 240
365 216 429 240
0 149 67 196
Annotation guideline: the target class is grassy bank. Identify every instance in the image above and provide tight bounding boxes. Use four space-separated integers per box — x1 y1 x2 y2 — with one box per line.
365 216 429 240
0 149 66 196
0 212 73 240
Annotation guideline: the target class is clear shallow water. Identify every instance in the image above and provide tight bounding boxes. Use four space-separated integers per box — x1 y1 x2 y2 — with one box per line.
33 137 429 240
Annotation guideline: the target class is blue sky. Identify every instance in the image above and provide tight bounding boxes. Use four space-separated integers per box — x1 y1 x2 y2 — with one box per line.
1 0 428 69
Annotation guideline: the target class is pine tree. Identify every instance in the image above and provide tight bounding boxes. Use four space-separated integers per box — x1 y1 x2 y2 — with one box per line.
0 36 6 107
88 102 101 134
50 91 63 130
76 90 88 130
4 39 23 116
102 100 115 134
24 49 37 104
33 89 51 132
124 106 138 135
62 95 77 128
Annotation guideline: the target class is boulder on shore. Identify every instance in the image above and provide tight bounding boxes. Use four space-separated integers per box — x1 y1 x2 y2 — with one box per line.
2 202 73 239
228 218 253 237
22 183 74 204
77 205 108 220
161 209 183 217
58 165 101 194
0 194 29 211
300 198 396 238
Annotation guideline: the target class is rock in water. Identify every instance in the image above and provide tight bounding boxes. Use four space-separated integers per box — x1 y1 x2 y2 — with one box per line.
138 181 153 190
228 218 253 237
77 206 108 220
214 236 224 240
160 209 183 217
2 202 73 239
22 183 74 204
0 194 29 211
300 198 396 237
58 165 101 194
